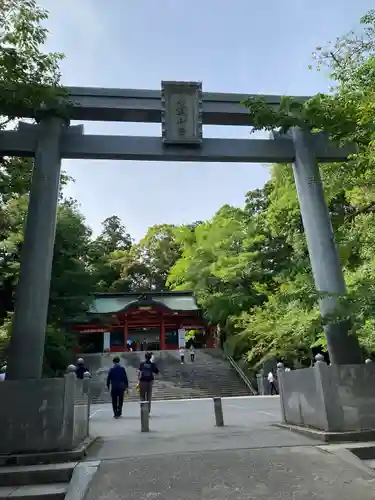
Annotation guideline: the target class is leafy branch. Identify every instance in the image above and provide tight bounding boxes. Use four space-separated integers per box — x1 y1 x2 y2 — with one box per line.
242 10 375 148
0 0 67 122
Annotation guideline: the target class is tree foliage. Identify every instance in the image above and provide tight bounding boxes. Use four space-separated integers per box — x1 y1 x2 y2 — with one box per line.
0 0 65 120
167 10 375 367
0 0 71 372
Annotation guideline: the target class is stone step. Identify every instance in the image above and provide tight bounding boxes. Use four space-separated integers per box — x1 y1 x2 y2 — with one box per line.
0 463 75 488
153 384 248 391
140 377 243 381
0 483 67 500
90 391 251 404
94 385 249 394
90 382 249 391
89 385 250 396
86 349 253 406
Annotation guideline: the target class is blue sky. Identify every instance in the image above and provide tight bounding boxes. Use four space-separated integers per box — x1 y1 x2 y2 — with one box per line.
39 0 373 241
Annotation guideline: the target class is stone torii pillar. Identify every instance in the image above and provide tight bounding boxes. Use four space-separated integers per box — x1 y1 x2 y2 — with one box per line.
290 127 362 365
6 116 82 380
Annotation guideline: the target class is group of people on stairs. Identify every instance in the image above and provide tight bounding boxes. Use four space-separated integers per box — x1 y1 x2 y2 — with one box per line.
179 345 195 364
74 346 197 419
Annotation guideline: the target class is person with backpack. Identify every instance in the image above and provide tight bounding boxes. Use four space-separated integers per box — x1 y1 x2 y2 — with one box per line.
107 356 129 418
138 351 159 413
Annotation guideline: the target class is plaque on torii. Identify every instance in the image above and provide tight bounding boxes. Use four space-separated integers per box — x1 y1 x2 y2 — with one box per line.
161 81 203 146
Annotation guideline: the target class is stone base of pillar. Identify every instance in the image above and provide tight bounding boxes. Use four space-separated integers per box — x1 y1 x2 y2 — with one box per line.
278 359 375 441
0 436 96 467
0 374 90 456
274 422 375 443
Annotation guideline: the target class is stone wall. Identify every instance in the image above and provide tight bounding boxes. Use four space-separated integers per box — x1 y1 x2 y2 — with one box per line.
0 373 90 455
333 363 375 431
73 377 90 446
279 361 375 432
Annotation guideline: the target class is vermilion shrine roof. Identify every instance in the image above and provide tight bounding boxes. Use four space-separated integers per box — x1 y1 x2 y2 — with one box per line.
88 291 199 315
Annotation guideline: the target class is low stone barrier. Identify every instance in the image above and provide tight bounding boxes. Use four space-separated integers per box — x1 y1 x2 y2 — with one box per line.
0 373 90 455
278 358 375 433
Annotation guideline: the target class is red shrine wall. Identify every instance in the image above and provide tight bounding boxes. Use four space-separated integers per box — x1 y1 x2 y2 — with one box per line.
72 310 216 353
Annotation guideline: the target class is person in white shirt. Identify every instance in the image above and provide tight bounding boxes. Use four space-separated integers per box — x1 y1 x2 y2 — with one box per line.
190 345 195 362
0 365 7 381
267 371 278 395
179 347 185 364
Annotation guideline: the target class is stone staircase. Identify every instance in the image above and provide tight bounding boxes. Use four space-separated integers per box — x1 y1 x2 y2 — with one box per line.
0 462 74 500
83 349 251 404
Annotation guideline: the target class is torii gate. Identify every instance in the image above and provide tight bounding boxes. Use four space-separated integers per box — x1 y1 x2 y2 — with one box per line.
2 81 362 380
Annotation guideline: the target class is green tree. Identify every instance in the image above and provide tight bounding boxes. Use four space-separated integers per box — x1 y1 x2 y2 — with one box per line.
0 1 84 373
237 10 375 364
0 195 96 371
135 224 181 290
106 224 182 292
0 0 64 119
92 216 132 255
168 201 288 330
89 215 133 292
48 199 95 324
166 10 375 367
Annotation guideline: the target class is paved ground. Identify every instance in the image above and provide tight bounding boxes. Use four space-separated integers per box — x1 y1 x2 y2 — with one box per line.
86 447 375 500
87 396 317 460
85 396 375 499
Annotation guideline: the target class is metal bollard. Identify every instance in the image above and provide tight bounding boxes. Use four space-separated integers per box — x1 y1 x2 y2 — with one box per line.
213 397 224 427
140 401 150 432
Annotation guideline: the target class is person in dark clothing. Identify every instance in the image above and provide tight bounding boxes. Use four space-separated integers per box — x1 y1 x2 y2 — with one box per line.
107 356 129 418
138 351 159 413
75 358 89 380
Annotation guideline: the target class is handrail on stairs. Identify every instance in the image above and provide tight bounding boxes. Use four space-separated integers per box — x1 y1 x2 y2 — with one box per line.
225 354 258 395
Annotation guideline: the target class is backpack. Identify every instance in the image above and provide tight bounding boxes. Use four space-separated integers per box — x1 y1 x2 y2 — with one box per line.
140 362 153 381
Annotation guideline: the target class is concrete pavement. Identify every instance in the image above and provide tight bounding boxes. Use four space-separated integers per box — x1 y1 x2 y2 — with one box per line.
87 396 317 460
85 447 375 500
84 396 375 499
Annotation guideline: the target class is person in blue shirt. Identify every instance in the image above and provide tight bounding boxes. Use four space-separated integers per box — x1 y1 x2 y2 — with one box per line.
107 356 129 418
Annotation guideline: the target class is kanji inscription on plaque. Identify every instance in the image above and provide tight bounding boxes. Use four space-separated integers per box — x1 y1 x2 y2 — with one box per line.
161 81 203 146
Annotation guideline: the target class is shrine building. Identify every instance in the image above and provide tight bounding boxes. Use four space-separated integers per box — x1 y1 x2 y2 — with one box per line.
71 291 217 353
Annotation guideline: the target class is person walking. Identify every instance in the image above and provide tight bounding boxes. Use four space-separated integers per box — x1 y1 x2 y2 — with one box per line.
189 345 195 362
75 358 89 380
0 364 6 381
138 352 159 413
267 370 278 395
107 356 129 418
179 346 185 364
